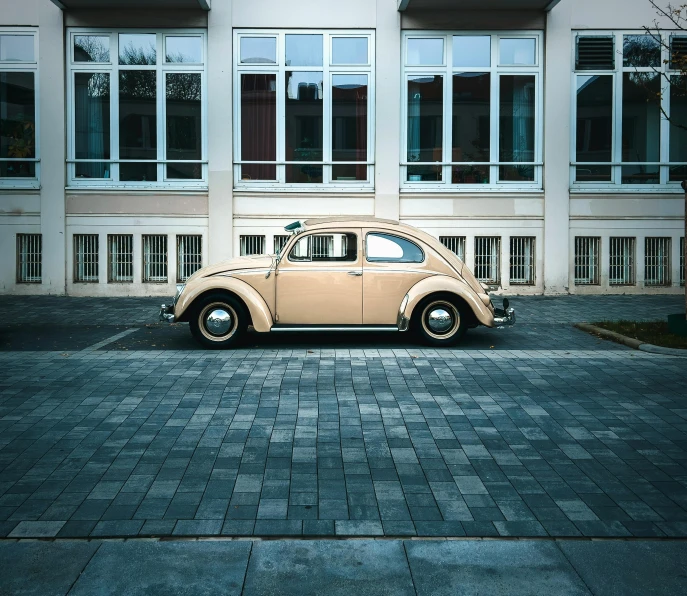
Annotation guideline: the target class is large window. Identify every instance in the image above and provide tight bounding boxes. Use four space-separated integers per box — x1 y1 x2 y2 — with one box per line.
573 32 687 190
234 30 374 189
67 30 206 188
0 30 38 187
402 32 543 190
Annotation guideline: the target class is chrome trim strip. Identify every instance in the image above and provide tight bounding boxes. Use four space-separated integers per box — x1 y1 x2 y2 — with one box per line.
271 326 399 332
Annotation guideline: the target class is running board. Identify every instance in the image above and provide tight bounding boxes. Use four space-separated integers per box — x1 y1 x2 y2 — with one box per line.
270 325 400 332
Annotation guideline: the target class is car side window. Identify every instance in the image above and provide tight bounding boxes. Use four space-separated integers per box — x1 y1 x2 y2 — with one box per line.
289 233 357 262
366 233 424 263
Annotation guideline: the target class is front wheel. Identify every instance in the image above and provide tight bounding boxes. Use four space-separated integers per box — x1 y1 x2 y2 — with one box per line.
414 297 467 347
189 293 247 349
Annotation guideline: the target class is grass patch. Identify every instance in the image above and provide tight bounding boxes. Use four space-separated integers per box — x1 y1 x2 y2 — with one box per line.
591 320 687 349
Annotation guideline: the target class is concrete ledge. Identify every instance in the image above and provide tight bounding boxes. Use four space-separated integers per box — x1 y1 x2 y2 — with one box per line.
575 323 687 357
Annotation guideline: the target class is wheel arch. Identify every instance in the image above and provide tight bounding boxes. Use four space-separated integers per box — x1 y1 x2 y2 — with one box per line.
402 276 495 328
175 277 274 332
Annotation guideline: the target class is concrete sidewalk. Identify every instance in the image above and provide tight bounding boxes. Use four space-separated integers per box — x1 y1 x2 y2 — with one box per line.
1 538 686 595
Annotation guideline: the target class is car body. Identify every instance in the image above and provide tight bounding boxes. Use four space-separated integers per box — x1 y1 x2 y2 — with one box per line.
160 217 515 348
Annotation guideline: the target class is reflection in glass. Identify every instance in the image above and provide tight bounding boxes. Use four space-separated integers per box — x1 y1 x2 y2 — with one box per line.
622 72 660 184
285 71 323 183
241 73 276 180
332 75 367 181
0 72 35 178
74 35 110 62
332 38 368 65
669 75 687 182
500 38 536 65
453 36 491 68
623 35 660 68
74 73 110 179
576 75 613 182
0 35 34 62
407 38 444 65
499 75 535 181
240 37 277 64
166 73 201 180
285 35 322 66
119 71 157 181
165 37 202 63
119 34 156 65
407 76 443 182
452 73 490 184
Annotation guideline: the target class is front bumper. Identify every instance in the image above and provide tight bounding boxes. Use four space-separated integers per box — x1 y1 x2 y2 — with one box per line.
159 303 175 323
159 284 185 323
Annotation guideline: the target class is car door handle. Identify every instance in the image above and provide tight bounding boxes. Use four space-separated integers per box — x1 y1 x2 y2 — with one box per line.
347 271 363 276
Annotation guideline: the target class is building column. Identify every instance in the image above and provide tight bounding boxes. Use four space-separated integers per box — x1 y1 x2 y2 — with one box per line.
374 0 401 221
39 3 66 294
207 2 234 262
543 2 572 295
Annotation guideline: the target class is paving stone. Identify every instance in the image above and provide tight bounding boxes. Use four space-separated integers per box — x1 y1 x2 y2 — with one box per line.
405 540 591 595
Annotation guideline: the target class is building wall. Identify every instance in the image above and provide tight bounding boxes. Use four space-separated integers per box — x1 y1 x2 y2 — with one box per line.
0 0 683 297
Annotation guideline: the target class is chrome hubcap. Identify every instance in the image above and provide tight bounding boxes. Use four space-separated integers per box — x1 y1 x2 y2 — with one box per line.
427 308 453 334
206 309 232 336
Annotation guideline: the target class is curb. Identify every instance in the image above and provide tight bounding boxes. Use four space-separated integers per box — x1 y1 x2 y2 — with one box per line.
575 323 687 357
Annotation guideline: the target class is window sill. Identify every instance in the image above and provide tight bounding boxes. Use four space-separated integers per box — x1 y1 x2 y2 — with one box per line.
570 186 685 194
233 185 374 193
400 187 544 194
66 186 208 194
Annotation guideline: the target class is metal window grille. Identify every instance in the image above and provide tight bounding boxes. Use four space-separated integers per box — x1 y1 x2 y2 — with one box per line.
609 237 635 285
143 235 168 283
680 237 685 287
240 235 265 256
74 234 99 283
644 237 671 287
16 234 42 283
474 237 501 284
274 235 290 254
439 236 466 262
177 235 202 282
509 237 536 285
574 237 600 285
108 234 134 283
312 235 334 258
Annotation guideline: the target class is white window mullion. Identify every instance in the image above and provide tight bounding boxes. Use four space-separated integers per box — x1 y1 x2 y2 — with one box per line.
157 34 165 183
443 34 452 188
277 32 286 185
613 32 623 187
111 32 120 183
491 69 500 185
659 32 670 186
323 35 331 185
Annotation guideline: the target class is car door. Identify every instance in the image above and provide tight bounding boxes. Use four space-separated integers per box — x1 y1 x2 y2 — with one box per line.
362 229 433 325
275 228 363 325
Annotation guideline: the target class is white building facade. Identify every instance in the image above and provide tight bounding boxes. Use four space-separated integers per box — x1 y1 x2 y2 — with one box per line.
1 0 685 296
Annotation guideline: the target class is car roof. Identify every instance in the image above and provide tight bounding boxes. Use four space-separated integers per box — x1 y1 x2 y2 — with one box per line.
304 216 400 228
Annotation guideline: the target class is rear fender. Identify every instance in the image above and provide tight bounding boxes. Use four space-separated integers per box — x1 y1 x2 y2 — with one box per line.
402 276 495 327
175 276 274 332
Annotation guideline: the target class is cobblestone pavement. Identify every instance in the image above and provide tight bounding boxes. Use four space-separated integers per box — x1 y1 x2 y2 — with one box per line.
0 295 685 539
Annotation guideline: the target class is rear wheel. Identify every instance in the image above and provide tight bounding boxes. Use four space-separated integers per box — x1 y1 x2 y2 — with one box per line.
189 293 247 349
414 296 467 347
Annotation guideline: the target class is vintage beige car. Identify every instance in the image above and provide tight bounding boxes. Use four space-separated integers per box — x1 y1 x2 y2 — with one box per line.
160 217 514 348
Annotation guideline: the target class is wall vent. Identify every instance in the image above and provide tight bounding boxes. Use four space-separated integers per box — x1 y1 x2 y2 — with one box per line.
439 236 466 262
609 237 635 286
509 237 536 285
240 235 265 256
143 235 168 283
74 234 99 283
177 235 202 282
474 237 501 285
670 36 687 69
574 237 600 285
108 234 134 283
576 36 615 70
16 234 42 284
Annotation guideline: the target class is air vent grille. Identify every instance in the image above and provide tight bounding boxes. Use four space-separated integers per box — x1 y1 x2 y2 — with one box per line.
670 36 687 70
576 36 615 71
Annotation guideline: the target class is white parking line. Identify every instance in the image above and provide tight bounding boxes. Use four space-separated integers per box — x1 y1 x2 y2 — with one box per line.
80 328 139 352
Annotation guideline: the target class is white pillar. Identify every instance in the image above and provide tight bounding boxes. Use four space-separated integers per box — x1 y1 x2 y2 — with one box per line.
39 3 66 293
374 0 401 221
543 2 572 295
207 1 234 262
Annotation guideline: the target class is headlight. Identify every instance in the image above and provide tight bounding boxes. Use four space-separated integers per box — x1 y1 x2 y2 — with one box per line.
174 284 185 305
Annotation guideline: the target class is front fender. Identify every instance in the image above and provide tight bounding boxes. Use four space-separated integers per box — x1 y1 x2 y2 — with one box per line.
401 276 495 328
175 276 274 332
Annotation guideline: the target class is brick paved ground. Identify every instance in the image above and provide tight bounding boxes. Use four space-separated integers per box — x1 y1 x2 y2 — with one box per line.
0 295 685 538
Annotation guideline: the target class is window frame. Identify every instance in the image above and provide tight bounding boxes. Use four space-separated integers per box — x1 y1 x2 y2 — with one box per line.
66 28 208 190
364 232 425 264
233 29 375 192
401 31 544 192
287 232 359 263
0 28 39 189
571 30 686 193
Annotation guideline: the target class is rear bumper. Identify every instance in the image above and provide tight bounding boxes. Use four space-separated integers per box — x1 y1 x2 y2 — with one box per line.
493 307 516 327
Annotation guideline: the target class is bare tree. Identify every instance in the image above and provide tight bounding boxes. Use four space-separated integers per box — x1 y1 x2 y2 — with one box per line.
642 2 687 319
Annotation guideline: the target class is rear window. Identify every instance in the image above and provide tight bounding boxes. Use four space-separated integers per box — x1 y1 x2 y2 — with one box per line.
366 233 424 263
